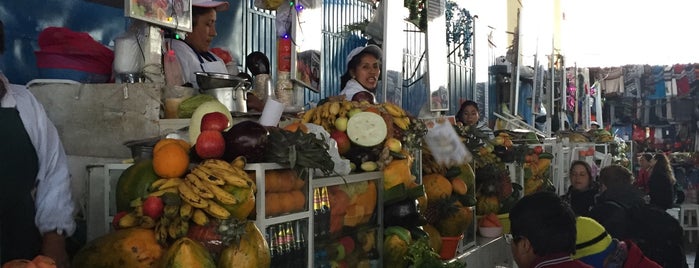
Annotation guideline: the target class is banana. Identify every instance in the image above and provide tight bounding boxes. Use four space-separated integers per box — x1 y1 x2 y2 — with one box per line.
155 221 168 243
129 198 143 208
177 219 189 238
204 201 231 220
202 159 236 170
342 100 353 111
149 178 169 191
185 173 215 199
163 204 179 219
329 101 341 115
158 178 183 190
393 116 410 130
178 182 209 209
383 102 406 117
168 217 180 239
301 108 316 123
191 166 226 186
118 212 139 228
148 187 178 197
205 182 237 205
230 156 247 169
140 215 156 229
198 165 251 188
179 203 193 221
192 208 210 226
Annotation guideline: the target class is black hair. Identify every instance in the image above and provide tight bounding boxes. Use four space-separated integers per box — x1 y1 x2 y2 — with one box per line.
191 6 215 27
340 50 381 90
456 100 479 124
509 191 577 257
651 153 676 184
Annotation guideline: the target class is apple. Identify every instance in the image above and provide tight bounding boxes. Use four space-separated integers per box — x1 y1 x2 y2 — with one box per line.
330 130 351 155
348 108 363 118
201 112 230 132
334 116 349 132
142 196 164 220
195 130 226 159
384 137 402 153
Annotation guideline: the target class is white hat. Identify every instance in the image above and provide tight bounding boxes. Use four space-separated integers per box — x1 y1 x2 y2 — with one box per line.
192 0 230 11
345 44 382 68
591 121 600 127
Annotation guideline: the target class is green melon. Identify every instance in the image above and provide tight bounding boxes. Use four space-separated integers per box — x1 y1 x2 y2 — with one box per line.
116 159 159 212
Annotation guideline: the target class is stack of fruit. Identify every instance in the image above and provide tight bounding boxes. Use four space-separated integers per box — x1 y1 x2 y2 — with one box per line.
73 102 272 267
522 146 555 196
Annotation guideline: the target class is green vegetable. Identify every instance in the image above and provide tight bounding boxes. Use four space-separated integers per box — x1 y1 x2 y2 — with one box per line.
177 94 216 118
407 238 467 268
263 127 335 178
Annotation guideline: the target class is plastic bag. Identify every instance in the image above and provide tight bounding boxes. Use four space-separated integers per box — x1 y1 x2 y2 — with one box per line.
303 123 351 176
424 117 472 167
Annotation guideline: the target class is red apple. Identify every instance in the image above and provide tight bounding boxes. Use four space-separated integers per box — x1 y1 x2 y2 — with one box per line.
330 130 351 155
142 196 164 220
201 112 230 132
196 130 226 159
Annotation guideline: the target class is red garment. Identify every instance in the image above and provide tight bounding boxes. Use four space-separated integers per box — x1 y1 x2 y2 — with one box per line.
635 168 651 193
530 253 593 268
623 240 662 268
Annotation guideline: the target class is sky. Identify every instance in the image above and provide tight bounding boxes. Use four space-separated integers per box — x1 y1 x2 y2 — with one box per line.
459 0 699 68
560 0 699 67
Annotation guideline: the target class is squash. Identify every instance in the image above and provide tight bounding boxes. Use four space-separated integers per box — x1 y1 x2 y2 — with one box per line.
116 159 159 212
159 237 216 268
218 221 271 268
72 228 163 268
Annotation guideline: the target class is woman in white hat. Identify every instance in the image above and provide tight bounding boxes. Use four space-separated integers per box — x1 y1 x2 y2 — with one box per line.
338 44 382 103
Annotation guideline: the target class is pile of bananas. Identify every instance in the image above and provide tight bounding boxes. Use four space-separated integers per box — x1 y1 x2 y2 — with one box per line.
147 157 255 243
177 158 255 222
300 99 411 131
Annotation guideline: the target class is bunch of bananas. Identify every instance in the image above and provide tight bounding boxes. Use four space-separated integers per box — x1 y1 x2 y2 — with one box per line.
381 102 411 131
301 99 354 130
300 99 412 132
178 158 255 222
154 200 191 243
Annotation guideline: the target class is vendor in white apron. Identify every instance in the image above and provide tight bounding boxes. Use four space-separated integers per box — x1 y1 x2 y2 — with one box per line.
170 0 233 89
170 0 264 111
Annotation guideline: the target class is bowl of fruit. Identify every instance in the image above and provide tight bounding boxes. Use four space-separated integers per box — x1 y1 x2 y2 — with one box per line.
478 213 503 238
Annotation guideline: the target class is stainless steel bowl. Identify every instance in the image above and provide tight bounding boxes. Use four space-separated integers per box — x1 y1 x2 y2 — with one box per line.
195 72 249 90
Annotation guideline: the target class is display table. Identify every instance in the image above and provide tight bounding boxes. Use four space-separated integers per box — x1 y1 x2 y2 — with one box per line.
448 236 515 267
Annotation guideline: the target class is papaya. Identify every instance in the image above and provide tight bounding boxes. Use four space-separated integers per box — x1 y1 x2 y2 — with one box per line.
422 224 442 252
159 237 216 268
72 228 163 268
219 183 255 220
454 163 476 195
382 159 412 190
116 159 160 212
383 226 411 268
422 173 452 200
218 221 271 268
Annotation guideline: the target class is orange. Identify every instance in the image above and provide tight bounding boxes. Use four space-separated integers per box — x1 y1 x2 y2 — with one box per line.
153 138 190 154
152 143 190 178
282 121 308 133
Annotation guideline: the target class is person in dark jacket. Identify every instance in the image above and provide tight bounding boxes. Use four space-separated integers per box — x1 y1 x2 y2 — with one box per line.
588 165 647 239
574 216 661 268
648 153 676 210
508 192 593 268
561 160 599 216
